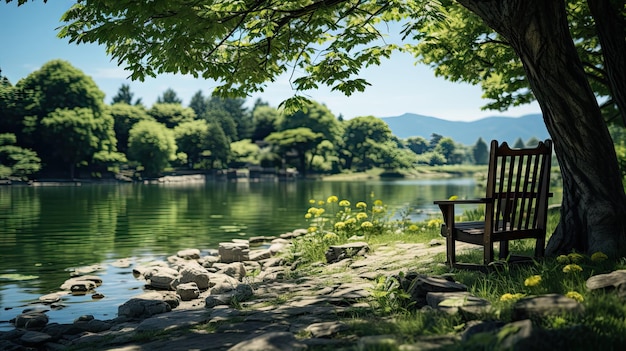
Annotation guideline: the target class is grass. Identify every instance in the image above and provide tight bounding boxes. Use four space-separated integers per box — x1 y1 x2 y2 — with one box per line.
283 195 626 350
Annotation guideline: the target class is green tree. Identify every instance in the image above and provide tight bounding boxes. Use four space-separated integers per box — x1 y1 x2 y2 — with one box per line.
14 60 106 155
188 90 209 117
513 138 526 149
251 105 279 142
40 108 121 178
341 116 394 170
406 136 429 155
111 84 142 106
0 133 41 180
54 0 626 255
204 121 230 169
108 103 153 153
156 88 182 104
127 120 177 177
173 119 210 168
230 139 261 167
265 128 324 176
473 138 489 165
434 137 458 164
148 103 196 129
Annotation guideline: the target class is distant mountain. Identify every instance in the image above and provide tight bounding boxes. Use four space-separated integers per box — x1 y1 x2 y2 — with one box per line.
380 113 549 146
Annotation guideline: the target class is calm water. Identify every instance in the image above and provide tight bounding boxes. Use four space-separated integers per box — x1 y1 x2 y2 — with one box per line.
0 178 482 329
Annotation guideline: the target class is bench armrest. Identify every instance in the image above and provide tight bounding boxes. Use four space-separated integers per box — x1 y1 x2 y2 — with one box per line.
433 198 491 205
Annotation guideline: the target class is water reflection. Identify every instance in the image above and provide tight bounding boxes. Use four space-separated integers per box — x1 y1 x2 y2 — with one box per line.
1 178 537 328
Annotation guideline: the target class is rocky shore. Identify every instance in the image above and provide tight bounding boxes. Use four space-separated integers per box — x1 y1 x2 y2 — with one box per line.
2 230 626 351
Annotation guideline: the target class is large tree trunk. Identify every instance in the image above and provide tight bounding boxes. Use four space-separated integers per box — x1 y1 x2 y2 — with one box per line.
457 0 626 256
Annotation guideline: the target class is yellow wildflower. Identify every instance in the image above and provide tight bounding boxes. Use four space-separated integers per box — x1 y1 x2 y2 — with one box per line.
427 218 443 227
345 218 357 224
524 275 542 287
327 195 339 203
334 222 346 230
373 207 384 214
304 213 312 219
361 221 373 229
500 293 525 302
566 291 584 303
307 226 317 233
318 200 325 206
323 232 338 241
374 199 383 206
556 255 570 264
591 252 608 263
307 207 317 214
339 200 351 207
563 264 583 273
314 208 325 217
356 201 367 209
408 224 419 231
309 199 316 204
356 212 368 220
568 252 585 263
448 195 459 200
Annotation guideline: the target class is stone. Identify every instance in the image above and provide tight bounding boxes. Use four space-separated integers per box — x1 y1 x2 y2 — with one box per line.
497 319 536 350
177 282 200 301
60 277 100 292
73 319 112 333
512 294 585 321
19 331 52 345
117 298 171 319
586 270 626 291
199 255 220 268
135 291 181 309
179 265 211 290
148 268 180 290
426 291 491 315
205 295 233 308
177 248 201 260
404 274 468 307
305 321 349 338
227 331 306 351
233 284 254 302
249 249 272 261
12 311 49 330
38 292 67 304
325 242 370 263
219 242 250 263
110 258 133 268
217 262 247 281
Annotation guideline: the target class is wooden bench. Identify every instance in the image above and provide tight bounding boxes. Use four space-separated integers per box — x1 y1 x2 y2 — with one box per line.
434 139 553 269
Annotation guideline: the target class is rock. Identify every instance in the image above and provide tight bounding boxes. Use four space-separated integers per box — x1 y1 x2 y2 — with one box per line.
497 319 536 350
512 294 585 321
38 292 67 304
216 262 247 281
586 270 626 298
12 311 49 330
205 295 233 308
249 249 272 261
110 258 133 268
199 255 220 268
148 267 180 290
404 274 467 307
179 265 211 290
118 298 171 319
74 319 112 333
461 320 506 342
228 331 306 351
177 282 200 301
325 242 370 263
426 291 491 315
135 291 181 309
177 248 201 260
219 242 250 263
305 321 349 338
60 276 101 292
248 236 276 244
209 273 240 292
19 331 52 345
233 284 254 302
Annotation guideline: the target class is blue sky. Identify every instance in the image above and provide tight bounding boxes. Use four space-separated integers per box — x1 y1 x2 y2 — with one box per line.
0 1 541 121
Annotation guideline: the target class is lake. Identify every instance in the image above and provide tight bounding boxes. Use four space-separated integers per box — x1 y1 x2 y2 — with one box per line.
0 177 484 329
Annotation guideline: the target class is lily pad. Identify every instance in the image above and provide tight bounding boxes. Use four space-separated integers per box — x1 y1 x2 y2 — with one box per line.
0 273 39 281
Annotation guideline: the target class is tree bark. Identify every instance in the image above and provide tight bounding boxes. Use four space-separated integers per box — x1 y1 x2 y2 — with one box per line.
457 0 626 256
587 0 626 125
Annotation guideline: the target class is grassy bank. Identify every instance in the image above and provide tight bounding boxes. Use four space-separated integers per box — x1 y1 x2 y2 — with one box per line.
282 196 626 350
